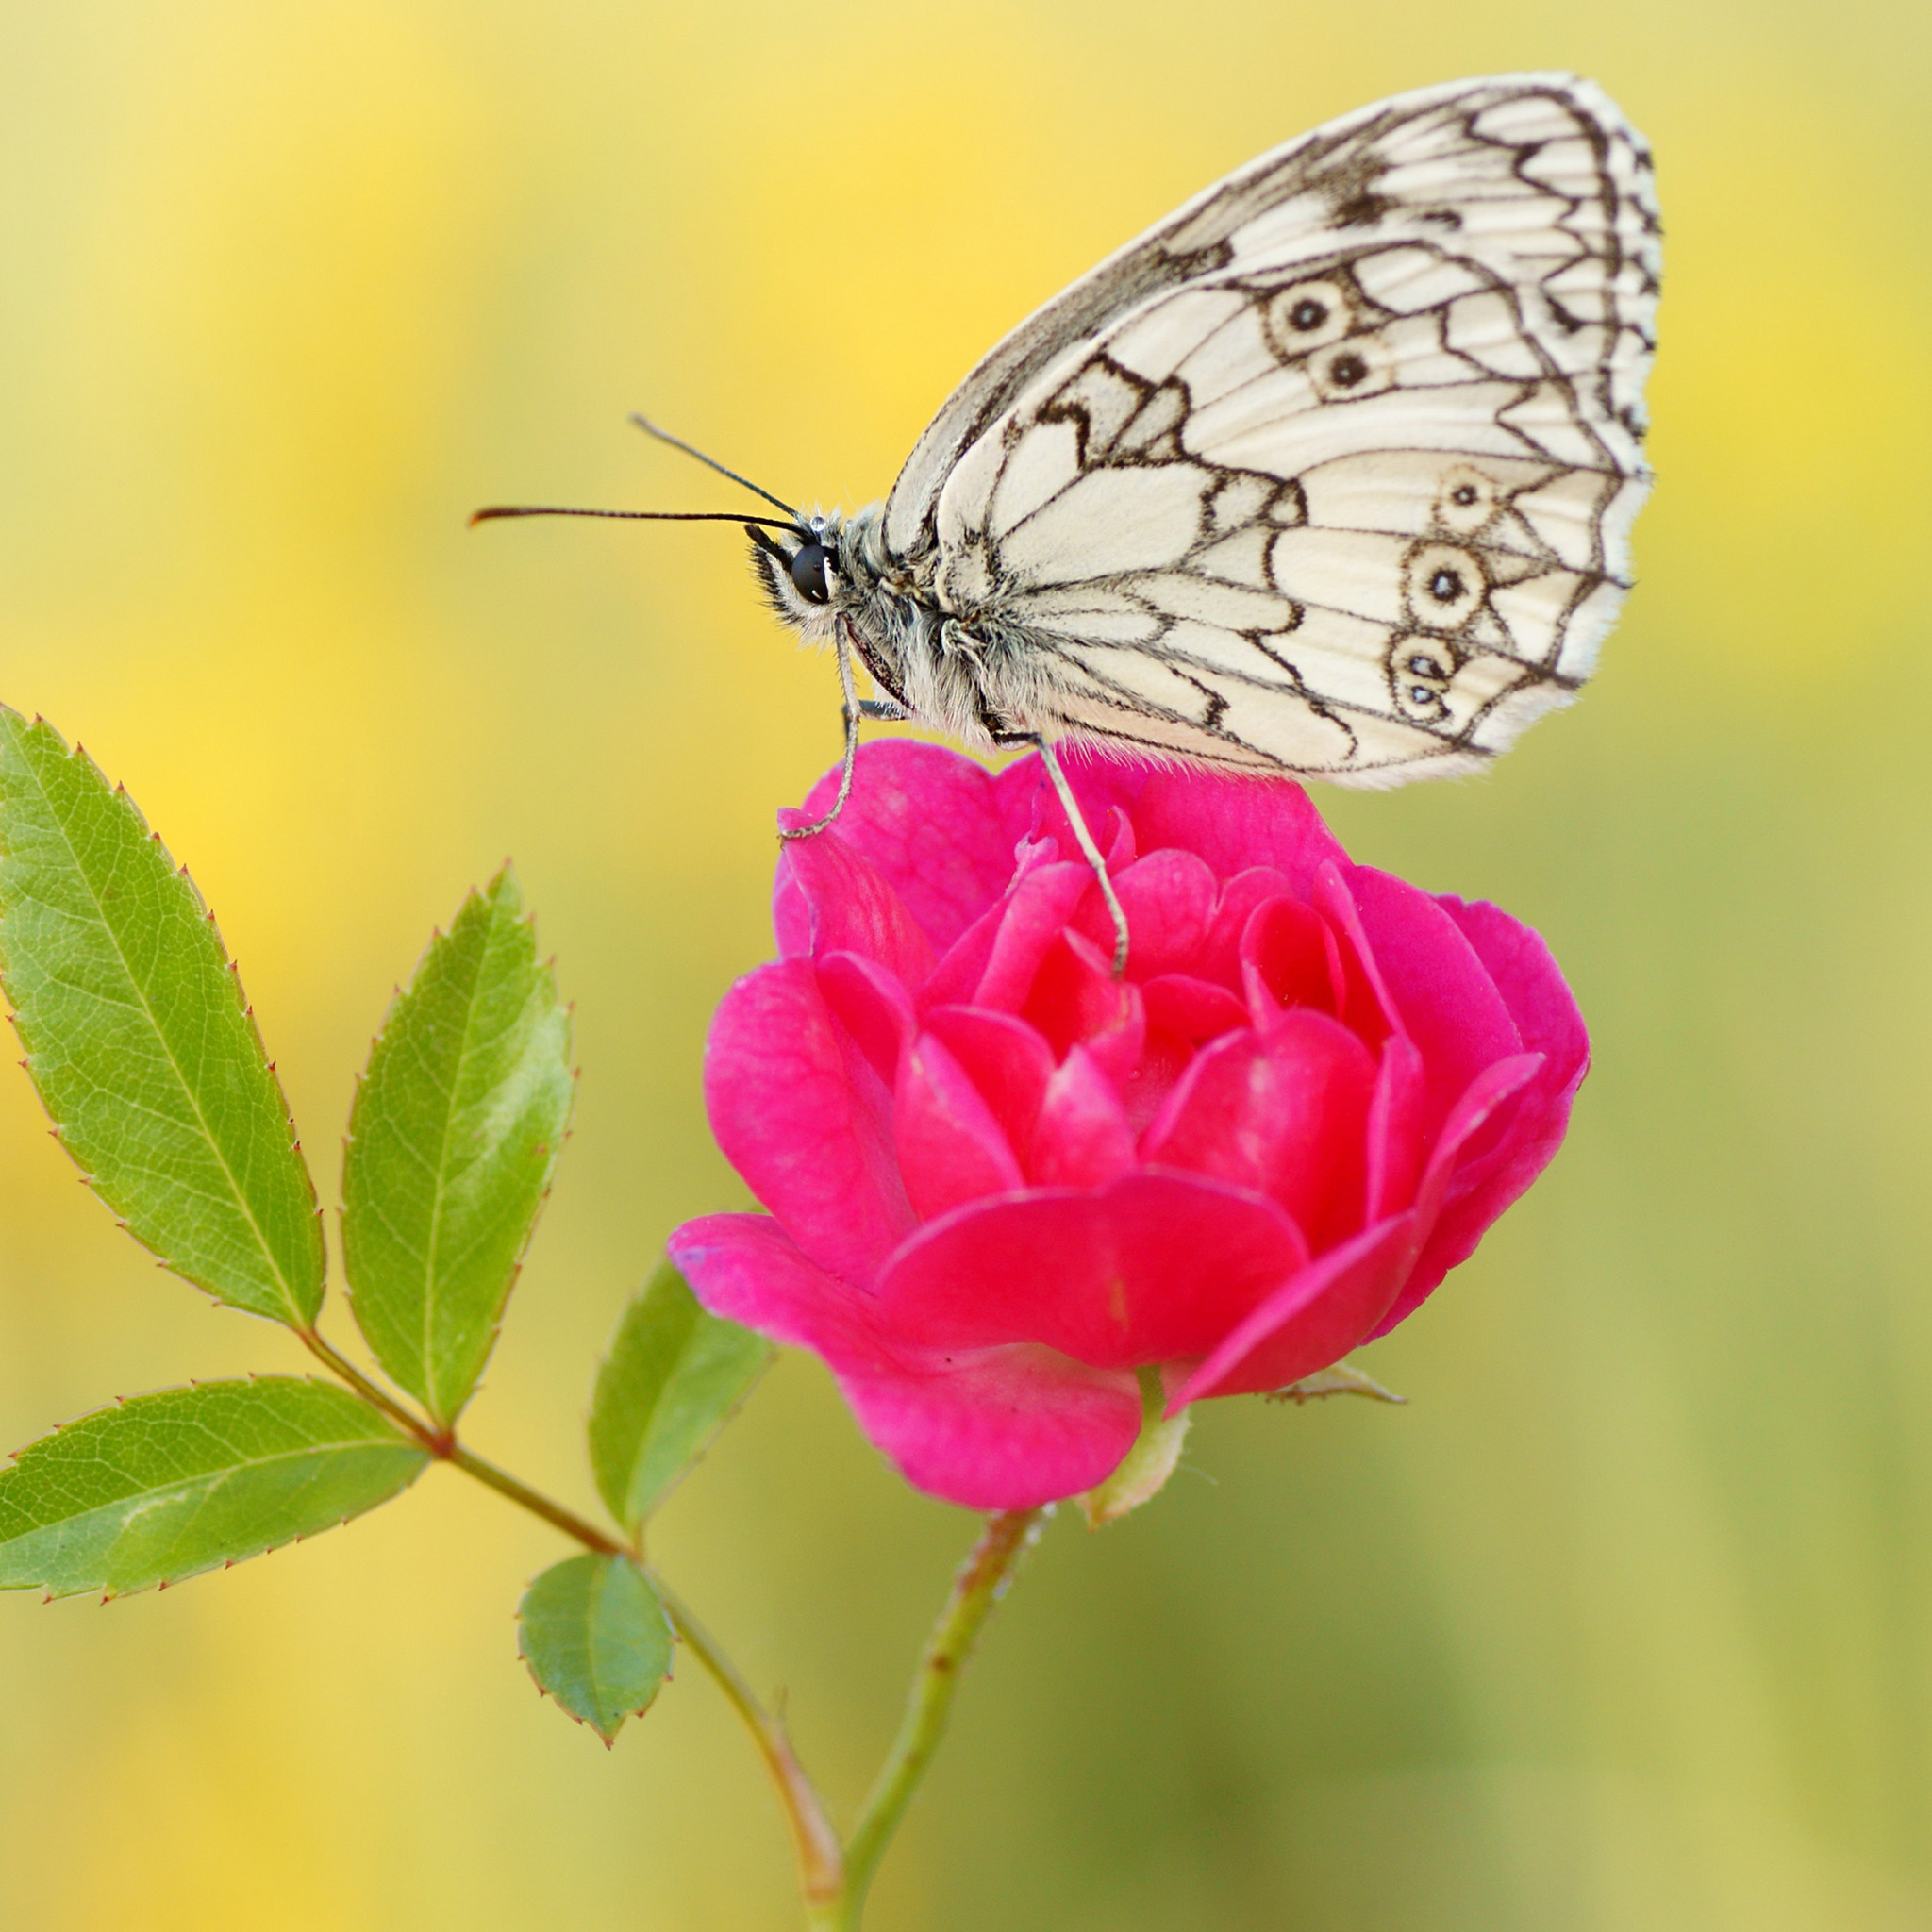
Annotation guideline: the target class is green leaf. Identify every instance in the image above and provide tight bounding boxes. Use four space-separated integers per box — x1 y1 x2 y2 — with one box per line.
0 709 325 1325
589 1259 772 1532
1265 1361 1407 1406
342 868 574 1425
0 1378 428 1598
517 1552 673 1744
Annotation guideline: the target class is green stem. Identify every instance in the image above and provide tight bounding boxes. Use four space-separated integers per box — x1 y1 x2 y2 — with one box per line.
298 1326 442 1445
819 1507 1048 1931
299 1322 842 1902
646 1568 846 1907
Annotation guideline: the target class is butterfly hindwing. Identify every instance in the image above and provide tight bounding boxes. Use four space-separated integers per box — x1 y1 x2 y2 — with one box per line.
886 72 1660 783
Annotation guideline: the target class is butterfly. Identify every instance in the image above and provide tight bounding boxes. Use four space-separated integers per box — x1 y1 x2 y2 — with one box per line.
478 72 1659 969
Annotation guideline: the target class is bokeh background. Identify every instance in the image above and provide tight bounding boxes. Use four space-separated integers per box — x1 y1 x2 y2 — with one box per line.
4 2 1931 1926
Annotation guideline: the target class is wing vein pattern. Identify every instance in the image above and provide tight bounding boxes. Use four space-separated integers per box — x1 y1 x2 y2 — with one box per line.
882 72 1660 785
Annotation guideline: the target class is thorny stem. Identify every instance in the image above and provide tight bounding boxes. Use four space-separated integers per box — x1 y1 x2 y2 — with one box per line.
819 1507 1049 1931
645 1568 846 1906
299 1324 841 1904
303 1324 1043 1931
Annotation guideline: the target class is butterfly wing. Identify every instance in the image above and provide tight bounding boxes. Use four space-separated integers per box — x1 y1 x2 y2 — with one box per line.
884 72 1660 782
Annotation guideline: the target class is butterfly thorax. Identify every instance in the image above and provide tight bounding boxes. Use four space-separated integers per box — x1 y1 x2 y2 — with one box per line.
751 506 1035 753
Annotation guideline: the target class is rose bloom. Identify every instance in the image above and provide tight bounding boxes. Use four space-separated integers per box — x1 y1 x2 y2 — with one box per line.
670 743 1586 1511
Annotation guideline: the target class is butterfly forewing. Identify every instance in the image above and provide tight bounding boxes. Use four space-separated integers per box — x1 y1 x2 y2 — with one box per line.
885 72 1659 784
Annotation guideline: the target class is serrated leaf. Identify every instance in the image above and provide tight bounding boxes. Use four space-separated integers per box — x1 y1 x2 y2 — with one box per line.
0 1378 428 1598
342 868 573 1425
518 1552 673 1744
589 1259 772 1532
0 708 325 1325
1266 1361 1407 1405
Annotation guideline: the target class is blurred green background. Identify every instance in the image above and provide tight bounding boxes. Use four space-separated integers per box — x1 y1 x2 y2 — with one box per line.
4 2 1931 1926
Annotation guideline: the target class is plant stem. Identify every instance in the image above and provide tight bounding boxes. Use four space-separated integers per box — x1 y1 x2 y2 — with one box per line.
299 1321 843 1902
819 1507 1049 1931
645 1568 846 1907
298 1326 442 1446
446 1441 631 1557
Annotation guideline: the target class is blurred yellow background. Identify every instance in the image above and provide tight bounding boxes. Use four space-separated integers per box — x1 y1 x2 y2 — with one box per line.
5 2 1931 1926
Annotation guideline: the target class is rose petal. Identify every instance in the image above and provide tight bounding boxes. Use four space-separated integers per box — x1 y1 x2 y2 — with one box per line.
1030 1044 1138 1188
1365 1033 1426 1221
894 1030 1026 1220
1022 928 1146 1084
1240 895 1345 1029
1178 1051 1547 1394
1070 848 1218 980
670 1213 1138 1509
971 860 1096 1012
1312 862 1406 1050
1200 868 1294 990
1030 749 1348 891
924 1005 1056 1156
817 951 917 1087
703 960 914 1287
878 1172 1309 1368
1139 1009 1375 1249
1141 974 1250 1042
838 1344 1143 1510
1347 867 1524 1148
771 824 937 987
788 741 1033 954
1172 1216 1417 1403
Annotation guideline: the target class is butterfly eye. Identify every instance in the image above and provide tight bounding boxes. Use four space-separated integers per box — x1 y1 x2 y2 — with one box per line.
790 543 832 604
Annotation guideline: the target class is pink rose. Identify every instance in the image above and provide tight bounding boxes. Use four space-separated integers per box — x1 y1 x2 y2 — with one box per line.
670 743 1586 1512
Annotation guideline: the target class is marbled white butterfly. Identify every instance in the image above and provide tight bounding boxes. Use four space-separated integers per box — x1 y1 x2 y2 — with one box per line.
480 73 1659 966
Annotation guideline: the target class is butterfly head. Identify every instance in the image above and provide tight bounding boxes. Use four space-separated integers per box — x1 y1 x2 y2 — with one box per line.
747 510 849 635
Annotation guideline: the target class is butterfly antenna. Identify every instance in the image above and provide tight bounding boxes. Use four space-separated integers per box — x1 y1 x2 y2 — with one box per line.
468 505 799 529
629 412 799 519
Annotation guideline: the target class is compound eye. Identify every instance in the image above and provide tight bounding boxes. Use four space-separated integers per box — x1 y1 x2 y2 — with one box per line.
790 542 831 604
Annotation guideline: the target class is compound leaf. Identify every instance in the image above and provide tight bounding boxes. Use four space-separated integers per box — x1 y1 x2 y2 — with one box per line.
0 1378 428 1598
342 868 573 1424
0 708 325 1325
589 1259 771 1533
518 1552 673 1744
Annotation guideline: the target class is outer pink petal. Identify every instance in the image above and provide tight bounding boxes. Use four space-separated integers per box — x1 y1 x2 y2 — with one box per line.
788 741 1033 954
840 1344 1142 1510
1369 902 1588 1332
1345 866 1522 1142
671 1212 878 1357
1370 1049 1555 1336
1031 750 1349 891
1173 1216 1417 1403
703 960 914 1289
894 1030 1026 1220
877 1172 1309 1368
1446 897 1590 1090
770 824 935 986
670 1214 1138 1509
1180 1051 1545 1394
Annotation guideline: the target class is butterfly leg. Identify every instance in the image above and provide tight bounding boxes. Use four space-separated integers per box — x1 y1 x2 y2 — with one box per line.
1031 735 1129 977
780 621 864 841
